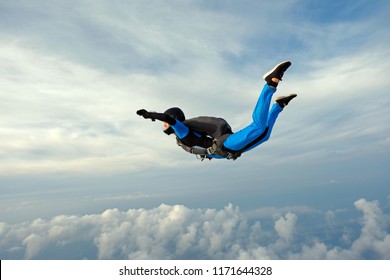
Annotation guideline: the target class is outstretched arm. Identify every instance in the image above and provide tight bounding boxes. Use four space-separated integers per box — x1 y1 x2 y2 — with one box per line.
136 109 213 147
136 109 176 125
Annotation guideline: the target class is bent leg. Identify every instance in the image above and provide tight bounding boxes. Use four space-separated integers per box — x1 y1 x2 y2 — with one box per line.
224 103 283 152
252 84 276 128
243 103 283 152
265 103 283 141
223 84 276 151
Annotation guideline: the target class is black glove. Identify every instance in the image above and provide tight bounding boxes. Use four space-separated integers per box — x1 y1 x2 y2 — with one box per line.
136 109 155 121
136 109 148 117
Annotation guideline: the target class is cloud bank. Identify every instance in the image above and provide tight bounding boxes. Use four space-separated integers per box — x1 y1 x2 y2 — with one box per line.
1 198 389 260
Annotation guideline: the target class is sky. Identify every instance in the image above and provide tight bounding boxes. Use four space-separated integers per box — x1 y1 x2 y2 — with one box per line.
0 0 389 260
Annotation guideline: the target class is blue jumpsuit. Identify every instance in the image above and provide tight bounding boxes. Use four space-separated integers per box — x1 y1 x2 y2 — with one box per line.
171 84 283 158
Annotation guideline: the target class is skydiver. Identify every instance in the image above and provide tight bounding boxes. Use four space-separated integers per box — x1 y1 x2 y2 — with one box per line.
137 61 296 160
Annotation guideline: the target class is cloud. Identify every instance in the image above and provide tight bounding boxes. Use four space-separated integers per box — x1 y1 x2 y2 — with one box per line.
0 198 389 260
1 0 389 177
274 212 297 242
0 42 190 175
349 199 390 258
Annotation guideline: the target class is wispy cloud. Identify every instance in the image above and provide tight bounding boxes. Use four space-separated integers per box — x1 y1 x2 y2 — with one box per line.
1 0 389 175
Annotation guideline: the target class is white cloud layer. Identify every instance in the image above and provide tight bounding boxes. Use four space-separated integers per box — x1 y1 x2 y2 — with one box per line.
0 198 389 260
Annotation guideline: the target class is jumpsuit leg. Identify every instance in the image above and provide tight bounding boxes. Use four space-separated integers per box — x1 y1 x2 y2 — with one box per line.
223 84 277 151
252 84 276 128
242 103 283 152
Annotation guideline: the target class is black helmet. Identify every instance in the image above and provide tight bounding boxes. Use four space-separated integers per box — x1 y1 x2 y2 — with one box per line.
163 107 185 135
164 107 185 122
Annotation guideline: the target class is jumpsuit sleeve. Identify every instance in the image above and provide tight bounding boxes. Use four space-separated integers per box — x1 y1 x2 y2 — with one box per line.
136 109 190 139
171 120 190 139
137 110 177 125
174 121 214 148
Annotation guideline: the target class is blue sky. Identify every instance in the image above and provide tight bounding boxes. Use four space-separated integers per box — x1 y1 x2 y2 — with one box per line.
0 0 389 259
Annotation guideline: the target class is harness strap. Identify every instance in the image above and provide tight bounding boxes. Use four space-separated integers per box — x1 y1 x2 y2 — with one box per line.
176 138 208 155
206 134 241 160
176 126 269 160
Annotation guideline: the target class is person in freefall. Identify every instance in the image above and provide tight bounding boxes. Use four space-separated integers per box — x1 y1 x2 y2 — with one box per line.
137 61 297 160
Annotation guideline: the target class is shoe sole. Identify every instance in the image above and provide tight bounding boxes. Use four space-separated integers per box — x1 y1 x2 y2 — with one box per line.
275 93 297 101
262 61 291 80
275 94 297 108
